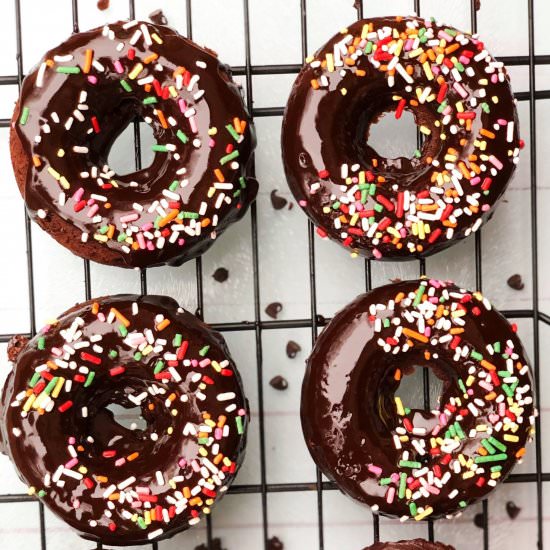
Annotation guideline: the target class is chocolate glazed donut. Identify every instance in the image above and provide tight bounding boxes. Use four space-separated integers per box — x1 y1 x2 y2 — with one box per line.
363 540 455 550
11 20 257 268
301 279 535 520
282 17 521 260
0 295 248 545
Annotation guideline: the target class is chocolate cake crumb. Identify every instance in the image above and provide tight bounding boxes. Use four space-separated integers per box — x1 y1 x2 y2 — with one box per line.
7 334 29 363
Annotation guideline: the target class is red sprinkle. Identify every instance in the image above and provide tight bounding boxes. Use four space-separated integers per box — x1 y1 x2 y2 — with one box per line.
80 352 102 365
58 400 73 413
109 366 125 376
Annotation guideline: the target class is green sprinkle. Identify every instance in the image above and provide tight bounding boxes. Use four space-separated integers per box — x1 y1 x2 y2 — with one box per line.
37 489 47 498
383 318 390 328
44 377 59 395
118 324 128 337
29 372 41 388
98 225 109 235
409 502 418 516
459 500 467 508
220 150 240 165
454 422 465 440
233 189 241 198
37 337 46 350
117 232 127 242
458 379 467 394
493 341 501 353
413 284 425 307
198 437 209 444
364 42 373 55
239 176 247 189
152 144 169 153
379 477 392 486
398 472 407 499
497 370 510 377
154 360 165 374
404 407 411 415
177 130 189 144
199 345 210 357
169 180 179 192
173 333 183 347
226 123 241 141
137 517 147 529
448 424 457 438
481 438 497 455
474 453 508 464
502 384 514 397
374 203 383 213
20 106 30 125
481 102 490 113
84 372 95 387
143 96 158 105
332 201 341 210
133 352 142 361
181 211 199 219
444 28 458 36
399 460 422 469
56 66 81 74
455 61 465 72
108 350 118 359
120 79 132 92
488 437 507 452
236 415 244 435
369 183 376 195
413 149 421 158
470 351 483 361
490 465 503 472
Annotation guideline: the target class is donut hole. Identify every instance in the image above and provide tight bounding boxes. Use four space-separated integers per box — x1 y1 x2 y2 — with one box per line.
105 402 148 431
367 110 420 161
395 364 446 413
107 118 156 176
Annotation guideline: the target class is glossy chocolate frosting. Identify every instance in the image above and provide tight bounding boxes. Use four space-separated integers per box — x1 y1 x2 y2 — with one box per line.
11 21 257 268
282 17 520 260
1 295 248 545
363 540 455 550
301 279 535 520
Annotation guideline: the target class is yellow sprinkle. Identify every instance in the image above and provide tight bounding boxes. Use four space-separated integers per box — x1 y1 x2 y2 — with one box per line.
326 53 335 72
152 33 163 44
419 126 431 135
94 234 109 243
47 167 60 180
59 176 70 190
207 187 215 198
414 506 434 521
128 63 143 80
23 394 36 412
395 397 405 416
422 61 434 80
51 377 65 398
504 434 519 442
57 149 65 157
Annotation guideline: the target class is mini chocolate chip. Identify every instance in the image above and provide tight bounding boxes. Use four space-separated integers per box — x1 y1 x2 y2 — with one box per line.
507 274 524 291
269 375 288 391
288 202 293 210
506 501 521 520
213 267 229 283
473 512 485 529
7 334 29 363
149 9 168 24
475 0 481 10
268 536 284 550
286 340 302 358
270 190 288 210
390 277 402 283
265 302 282 319
97 0 109 10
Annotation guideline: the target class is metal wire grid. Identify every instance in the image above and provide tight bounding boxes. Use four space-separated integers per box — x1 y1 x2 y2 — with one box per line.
0 0 547 548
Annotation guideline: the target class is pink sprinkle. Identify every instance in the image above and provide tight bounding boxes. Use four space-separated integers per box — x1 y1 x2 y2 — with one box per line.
238 408 246 416
87 75 98 85
98 313 106 322
146 241 155 251
209 138 216 148
299 200 307 207
368 464 382 477
439 414 448 426
136 232 146 249
131 501 142 509
136 487 150 494
453 82 468 98
51 347 63 357
491 74 498 84
87 204 99 218
178 238 185 246
199 359 211 368
68 437 76 444
189 116 198 133
424 327 431 337
470 176 481 186
87 198 95 206
438 30 454 42
432 425 441 437
191 359 198 367
120 213 139 223
178 458 187 468
426 484 440 495
73 187 84 202
65 458 78 469
497 119 508 126
115 458 126 467
114 60 124 74
141 222 154 231
481 204 490 212
178 98 186 113
214 428 223 440
72 499 80 509
489 155 503 170
386 486 396 504
373 248 382 259
191 460 200 472
479 381 493 392
390 473 400 484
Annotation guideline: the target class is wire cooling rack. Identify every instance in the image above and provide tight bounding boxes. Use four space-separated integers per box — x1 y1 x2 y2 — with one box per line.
0 0 549 549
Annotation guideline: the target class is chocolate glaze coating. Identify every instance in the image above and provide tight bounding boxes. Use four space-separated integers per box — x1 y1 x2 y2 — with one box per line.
0 295 248 545
363 540 455 550
11 21 257 268
301 279 535 520
282 17 520 260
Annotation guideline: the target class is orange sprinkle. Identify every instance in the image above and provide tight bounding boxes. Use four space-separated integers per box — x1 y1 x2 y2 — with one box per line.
110 307 130 327
217 415 227 428
109 493 120 501
144 52 159 64
46 360 58 371
395 292 405 303
158 209 179 228
214 168 225 182
201 218 211 228
516 447 526 458
213 453 224 465
157 318 171 331
478 447 488 456
481 360 496 371
92 302 100 315
96 475 108 483
83 49 93 74
480 129 496 139
424 351 431 360
32 155 41 167
127 452 139 461
355 69 366 77
394 369 402 381
402 328 429 343
233 117 243 133
445 43 460 55
485 391 497 401
148 403 155 411
183 487 191 499
107 225 115 240
156 109 168 129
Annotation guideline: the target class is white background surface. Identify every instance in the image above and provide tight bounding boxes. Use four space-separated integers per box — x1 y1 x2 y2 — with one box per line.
0 0 549 549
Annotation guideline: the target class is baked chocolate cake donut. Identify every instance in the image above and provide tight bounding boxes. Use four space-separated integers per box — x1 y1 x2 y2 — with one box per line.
363 540 455 550
302 279 535 520
11 20 257 268
282 17 521 259
0 295 248 545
